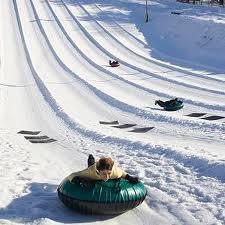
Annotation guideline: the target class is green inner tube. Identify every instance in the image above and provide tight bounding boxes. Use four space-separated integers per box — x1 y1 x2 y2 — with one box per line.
164 101 183 111
58 178 147 214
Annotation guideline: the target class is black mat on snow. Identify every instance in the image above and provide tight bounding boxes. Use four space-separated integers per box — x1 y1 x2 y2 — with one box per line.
29 138 57 143
186 113 207 117
129 127 154 133
24 135 49 140
112 124 137 129
99 121 119 125
201 115 225 121
18 130 41 135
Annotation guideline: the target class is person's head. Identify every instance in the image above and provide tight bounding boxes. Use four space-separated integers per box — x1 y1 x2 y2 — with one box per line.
96 157 114 181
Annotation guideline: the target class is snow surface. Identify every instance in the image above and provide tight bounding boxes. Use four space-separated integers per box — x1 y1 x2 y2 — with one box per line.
0 0 225 224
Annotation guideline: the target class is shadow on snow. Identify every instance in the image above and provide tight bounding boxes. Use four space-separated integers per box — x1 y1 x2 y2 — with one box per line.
0 182 116 223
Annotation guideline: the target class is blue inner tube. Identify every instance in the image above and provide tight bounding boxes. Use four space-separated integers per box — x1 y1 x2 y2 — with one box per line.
58 177 147 215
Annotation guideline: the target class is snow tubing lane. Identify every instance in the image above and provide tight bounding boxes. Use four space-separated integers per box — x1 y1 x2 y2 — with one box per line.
57 177 147 214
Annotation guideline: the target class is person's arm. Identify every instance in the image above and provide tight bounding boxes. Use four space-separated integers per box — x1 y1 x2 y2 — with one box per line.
124 174 139 184
68 167 91 182
68 167 98 188
112 164 127 178
71 176 96 188
114 165 139 184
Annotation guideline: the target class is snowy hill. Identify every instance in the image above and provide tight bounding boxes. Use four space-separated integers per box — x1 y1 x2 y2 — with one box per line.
0 0 225 224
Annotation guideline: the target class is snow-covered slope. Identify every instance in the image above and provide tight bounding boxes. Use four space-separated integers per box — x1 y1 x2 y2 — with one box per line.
0 0 225 224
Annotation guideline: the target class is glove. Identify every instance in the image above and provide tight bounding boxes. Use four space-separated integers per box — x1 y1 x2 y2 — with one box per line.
71 176 96 188
88 154 95 167
125 174 139 184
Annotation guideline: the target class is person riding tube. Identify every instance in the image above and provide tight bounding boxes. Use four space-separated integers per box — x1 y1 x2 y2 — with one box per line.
68 155 139 188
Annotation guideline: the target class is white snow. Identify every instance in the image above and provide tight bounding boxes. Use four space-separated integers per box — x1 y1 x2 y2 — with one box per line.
0 0 225 224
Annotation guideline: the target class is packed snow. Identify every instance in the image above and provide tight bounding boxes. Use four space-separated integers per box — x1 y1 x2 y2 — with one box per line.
0 0 225 224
